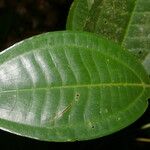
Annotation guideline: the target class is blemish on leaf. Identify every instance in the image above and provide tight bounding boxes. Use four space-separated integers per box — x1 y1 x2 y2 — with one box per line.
91 125 95 129
50 103 73 122
117 117 121 121
138 51 142 55
99 110 102 114
88 121 95 129
105 109 108 113
75 93 80 101
107 59 110 62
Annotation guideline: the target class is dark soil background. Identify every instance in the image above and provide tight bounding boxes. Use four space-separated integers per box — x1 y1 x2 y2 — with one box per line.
0 0 72 51
0 0 150 149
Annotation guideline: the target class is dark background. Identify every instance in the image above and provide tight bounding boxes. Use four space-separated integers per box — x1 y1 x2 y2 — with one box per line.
0 0 72 51
0 0 150 149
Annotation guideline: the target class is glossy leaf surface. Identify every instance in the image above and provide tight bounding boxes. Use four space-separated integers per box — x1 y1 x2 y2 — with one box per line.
67 0 150 74
0 31 150 141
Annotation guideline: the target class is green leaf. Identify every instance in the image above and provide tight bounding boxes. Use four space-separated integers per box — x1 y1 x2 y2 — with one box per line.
123 0 150 74
67 0 150 74
67 0 136 42
0 31 150 141
67 0 91 30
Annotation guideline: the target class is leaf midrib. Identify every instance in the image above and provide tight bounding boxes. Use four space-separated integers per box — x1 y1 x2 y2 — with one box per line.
0 82 146 132
1 83 150 94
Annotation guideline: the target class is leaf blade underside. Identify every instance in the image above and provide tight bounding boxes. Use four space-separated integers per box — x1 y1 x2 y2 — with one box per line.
0 31 150 141
67 0 150 74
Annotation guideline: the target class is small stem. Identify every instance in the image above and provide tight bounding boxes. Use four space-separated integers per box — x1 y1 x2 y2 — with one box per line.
141 123 150 130
136 138 150 143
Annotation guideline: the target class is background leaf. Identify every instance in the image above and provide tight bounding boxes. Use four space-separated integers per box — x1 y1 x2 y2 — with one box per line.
67 0 94 30
0 31 150 141
67 0 150 74
122 0 150 74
